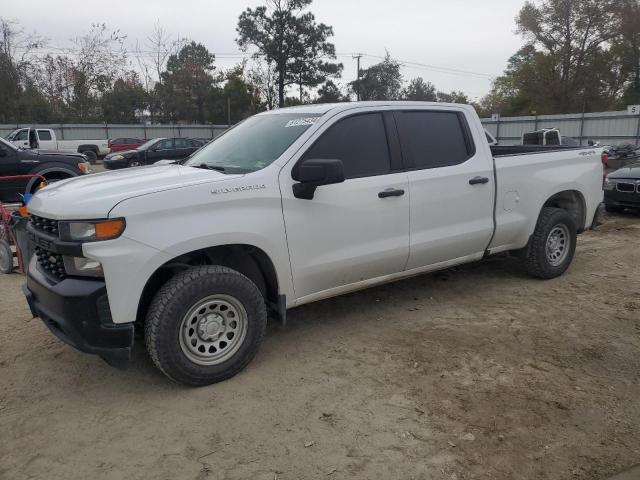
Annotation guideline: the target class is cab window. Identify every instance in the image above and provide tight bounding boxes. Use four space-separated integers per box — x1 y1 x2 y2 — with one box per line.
302 113 391 179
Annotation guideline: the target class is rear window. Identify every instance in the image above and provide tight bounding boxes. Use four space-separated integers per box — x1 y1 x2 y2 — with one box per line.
395 111 473 169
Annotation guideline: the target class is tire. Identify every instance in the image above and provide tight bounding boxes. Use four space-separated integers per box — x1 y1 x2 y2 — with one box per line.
82 150 98 163
0 240 13 274
605 204 624 214
128 159 142 168
523 207 577 279
144 265 267 386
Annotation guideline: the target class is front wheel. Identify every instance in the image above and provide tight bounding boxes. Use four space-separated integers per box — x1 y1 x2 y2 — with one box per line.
144 266 267 386
523 207 577 279
128 159 142 167
0 240 13 274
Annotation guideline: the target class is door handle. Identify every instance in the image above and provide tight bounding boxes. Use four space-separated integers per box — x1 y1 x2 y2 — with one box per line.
469 176 489 185
378 188 405 198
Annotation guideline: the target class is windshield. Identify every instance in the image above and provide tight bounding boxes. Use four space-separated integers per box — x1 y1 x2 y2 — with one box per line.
0 136 18 151
185 113 322 173
138 138 164 151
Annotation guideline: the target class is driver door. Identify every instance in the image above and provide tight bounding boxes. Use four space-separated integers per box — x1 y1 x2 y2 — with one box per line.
280 111 410 302
146 138 174 164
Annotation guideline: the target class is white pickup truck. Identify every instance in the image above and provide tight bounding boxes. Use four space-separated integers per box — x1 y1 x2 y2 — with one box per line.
7 127 110 161
22 102 604 386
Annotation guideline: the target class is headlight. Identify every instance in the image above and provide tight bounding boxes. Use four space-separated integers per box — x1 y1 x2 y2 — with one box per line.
78 161 92 174
109 154 124 161
603 177 616 191
63 256 103 277
59 218 126 242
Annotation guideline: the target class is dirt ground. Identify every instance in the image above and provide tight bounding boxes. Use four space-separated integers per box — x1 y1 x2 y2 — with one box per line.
1 213 639 480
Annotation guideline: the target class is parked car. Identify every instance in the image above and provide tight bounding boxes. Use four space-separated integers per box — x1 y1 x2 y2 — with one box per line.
603 162 640 212
6 127 109 162
602 143 640 170
108 137 146 153
103 137 204 169
0 136 91 203
23 102 604 386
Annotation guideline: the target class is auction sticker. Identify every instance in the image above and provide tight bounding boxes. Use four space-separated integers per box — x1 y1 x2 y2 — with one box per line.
285 117 319 128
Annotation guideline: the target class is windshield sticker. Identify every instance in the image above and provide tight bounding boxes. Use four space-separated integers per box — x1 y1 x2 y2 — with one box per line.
285 117 318 128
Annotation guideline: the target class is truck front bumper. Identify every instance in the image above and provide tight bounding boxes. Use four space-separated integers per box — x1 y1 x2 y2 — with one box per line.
23 257 134 369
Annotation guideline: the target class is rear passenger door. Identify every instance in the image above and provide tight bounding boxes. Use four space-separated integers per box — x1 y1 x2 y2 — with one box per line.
174 138 198 159
36 130 56 150
281 111 410 300
394 109 495 270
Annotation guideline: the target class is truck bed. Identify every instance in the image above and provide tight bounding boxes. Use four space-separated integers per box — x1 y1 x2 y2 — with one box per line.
490 144 583 157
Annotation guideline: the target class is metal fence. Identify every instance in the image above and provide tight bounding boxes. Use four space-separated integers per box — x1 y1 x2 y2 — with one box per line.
481 109 640 146
3 108 640 147
0 124 230 141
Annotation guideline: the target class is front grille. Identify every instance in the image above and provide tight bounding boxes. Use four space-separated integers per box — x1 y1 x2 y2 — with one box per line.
616 182 637 193
35 246 66 280
30 215 59 236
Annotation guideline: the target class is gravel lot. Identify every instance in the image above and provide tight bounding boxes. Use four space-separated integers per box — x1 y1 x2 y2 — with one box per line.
1 213 639 480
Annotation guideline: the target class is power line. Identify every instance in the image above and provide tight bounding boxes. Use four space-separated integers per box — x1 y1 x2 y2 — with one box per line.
15 45 498 80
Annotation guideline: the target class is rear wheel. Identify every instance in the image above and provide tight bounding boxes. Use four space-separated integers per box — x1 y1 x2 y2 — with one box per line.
144 266 267 386
82 150 98 163
523 207 577 279
0 240 13 274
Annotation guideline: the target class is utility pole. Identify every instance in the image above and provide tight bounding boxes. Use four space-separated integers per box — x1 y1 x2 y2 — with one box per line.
353 53 362 101
227 96 231 127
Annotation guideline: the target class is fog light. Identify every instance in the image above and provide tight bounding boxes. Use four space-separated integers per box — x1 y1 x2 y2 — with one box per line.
63 256 103 277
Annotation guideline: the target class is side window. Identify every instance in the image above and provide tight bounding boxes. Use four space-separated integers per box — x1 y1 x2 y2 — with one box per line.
395 111 473 169
302 113 391 179
189 139 202 147
156 139 173 150
37 130 52 141
14 129 28 141
174 138 189 148
111 138 123 145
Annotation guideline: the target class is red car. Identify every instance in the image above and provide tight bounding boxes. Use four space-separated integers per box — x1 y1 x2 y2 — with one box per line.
108 137 146 153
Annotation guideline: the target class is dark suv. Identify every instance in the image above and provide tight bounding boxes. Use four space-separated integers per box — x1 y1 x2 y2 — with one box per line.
103 138 204 169
603 163 640 213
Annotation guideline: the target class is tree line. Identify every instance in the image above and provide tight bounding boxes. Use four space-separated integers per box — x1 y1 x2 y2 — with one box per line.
1 0 639 125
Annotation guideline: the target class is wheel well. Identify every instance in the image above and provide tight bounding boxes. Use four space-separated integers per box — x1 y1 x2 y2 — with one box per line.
136 245 279 324
542 190 586 232
77 144 98 153
26 167 77 192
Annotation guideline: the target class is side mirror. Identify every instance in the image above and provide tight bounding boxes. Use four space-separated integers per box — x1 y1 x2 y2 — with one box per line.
292 158 345 200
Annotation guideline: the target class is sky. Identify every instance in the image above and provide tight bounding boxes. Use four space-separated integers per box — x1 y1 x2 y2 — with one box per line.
0 0 526 101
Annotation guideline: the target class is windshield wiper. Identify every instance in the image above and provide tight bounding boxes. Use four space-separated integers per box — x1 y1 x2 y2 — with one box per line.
191 163 227 172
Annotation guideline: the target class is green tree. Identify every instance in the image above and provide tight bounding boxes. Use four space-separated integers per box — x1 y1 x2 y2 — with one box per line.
221 64 261 124
236 0 341 107
159 41 217 123
437 90 469 104
480 0 632 115
349 53 402 101
101 72 148 123
403 77 437 101
315 79 348 103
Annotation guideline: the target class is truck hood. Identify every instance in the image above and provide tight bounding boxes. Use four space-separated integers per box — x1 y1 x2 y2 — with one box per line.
28 164 241 219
